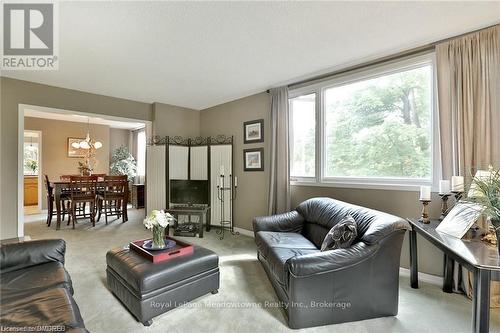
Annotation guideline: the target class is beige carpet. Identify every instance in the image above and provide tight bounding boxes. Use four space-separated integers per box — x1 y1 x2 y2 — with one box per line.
24 209 500 333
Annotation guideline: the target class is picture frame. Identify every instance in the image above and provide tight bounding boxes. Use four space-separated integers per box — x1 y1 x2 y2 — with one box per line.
243 119 264 144
243 148 264 171
67 137 86 158
436 201 485 239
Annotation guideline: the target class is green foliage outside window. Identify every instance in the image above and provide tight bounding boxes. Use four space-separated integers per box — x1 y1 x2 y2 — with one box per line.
324 65 432 178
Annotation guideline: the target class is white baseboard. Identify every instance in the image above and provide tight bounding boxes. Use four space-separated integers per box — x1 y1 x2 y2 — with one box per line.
234 227 254 238
399 267 442 286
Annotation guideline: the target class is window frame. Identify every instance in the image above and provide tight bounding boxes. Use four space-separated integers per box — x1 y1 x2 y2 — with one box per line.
289 52 441 191
288 92 319 182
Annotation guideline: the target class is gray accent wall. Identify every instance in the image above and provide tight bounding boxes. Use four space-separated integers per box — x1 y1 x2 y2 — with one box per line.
153 102 200 138
200 93 271 231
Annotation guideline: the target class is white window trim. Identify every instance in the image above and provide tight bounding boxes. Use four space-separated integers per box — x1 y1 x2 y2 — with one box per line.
290 52 441 192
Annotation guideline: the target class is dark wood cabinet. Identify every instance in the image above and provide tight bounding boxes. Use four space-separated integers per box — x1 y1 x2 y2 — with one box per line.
131 184 145 209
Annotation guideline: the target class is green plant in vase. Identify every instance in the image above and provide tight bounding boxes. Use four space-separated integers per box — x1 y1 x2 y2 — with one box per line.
143 210 175 249
468 166 500 254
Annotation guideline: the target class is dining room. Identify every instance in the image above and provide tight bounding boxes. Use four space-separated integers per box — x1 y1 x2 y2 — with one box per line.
21 105 150 232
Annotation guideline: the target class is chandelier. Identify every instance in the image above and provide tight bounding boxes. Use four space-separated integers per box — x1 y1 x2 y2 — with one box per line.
71 118 103 150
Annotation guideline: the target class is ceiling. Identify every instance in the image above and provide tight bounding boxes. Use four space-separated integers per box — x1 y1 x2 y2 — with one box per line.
24 108 145 130
3 2 500 110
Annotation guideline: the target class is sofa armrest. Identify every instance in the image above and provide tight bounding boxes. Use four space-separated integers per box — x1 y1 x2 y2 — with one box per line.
253 210 305 235
287 241 378 278
360 217 410 245
0 239 66 273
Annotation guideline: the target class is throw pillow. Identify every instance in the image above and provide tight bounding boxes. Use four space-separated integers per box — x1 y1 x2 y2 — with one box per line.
320 215 358 251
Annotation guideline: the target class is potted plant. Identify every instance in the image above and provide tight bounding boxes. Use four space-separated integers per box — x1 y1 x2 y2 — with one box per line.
78 161 92 176
143 210 175 249
110 146 137 181
468 166 500 254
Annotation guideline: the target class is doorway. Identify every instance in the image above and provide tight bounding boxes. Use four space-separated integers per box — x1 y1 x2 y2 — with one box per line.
23 130 42 215
18 103 151 236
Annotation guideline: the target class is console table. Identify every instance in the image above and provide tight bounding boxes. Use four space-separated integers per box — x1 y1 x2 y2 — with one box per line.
407 218 500 333
166 206 210 238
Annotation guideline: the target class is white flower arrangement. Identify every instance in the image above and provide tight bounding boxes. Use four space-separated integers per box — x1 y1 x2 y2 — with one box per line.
143 210 174 229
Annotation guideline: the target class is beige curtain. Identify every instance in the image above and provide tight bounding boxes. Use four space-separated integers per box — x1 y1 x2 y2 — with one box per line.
436 24 500 307
268 87 291 215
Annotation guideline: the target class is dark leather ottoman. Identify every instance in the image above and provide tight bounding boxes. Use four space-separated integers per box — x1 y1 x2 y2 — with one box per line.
106 245 219 326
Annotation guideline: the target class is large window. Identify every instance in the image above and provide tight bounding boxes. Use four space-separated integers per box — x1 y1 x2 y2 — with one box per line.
289 54 437 189
290 93 316 178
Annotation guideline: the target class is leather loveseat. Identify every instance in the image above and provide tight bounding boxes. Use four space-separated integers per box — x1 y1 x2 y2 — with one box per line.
253 197 410 329
0 239 87 332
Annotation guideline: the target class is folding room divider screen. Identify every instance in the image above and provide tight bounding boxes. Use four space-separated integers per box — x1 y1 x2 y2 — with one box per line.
146 135 235 230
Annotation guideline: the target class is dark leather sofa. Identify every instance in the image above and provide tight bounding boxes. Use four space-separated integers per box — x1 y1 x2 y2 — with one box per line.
253 197 410 329
0 239 87 332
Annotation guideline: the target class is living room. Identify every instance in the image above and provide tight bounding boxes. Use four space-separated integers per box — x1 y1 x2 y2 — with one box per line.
1 2 499 333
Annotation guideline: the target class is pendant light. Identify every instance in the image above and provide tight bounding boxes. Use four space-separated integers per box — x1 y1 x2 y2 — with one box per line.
71 117 103 150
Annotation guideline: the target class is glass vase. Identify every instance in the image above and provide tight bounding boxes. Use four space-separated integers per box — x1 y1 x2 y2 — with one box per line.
152 225 166 249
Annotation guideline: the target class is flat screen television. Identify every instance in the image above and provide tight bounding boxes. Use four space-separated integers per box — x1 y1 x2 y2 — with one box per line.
170 180 209 205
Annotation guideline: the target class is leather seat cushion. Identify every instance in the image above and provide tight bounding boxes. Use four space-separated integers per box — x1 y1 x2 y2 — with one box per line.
0 287 86 330
255 231 317 259
106 245 218 295
1 262 73 301
266 247 319 286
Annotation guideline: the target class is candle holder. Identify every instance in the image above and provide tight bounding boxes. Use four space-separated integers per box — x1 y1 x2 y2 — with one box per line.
438 194 450 221
216 174 238 240
418 200 431 224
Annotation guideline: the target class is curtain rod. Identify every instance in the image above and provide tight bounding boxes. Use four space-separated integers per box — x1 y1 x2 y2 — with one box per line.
267 23 499 92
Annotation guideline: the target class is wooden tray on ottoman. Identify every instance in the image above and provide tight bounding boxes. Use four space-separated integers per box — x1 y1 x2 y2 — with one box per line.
129 236 194 263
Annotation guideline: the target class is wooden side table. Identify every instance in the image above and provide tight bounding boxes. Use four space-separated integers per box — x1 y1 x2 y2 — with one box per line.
131 184 145 209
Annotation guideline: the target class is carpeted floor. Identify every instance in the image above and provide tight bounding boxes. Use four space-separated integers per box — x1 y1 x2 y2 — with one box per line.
24 209 500 333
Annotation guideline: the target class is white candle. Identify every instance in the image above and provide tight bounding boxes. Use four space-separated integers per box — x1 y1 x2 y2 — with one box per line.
419 186 431 201
234 176 238 187
451 176 464 192
219 176 224 188
438 180 450 194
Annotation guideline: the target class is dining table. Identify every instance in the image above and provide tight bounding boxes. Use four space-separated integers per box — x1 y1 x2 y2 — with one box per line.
52 177 128 230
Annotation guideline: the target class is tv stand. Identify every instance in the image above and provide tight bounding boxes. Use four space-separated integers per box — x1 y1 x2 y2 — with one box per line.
166 206 210 238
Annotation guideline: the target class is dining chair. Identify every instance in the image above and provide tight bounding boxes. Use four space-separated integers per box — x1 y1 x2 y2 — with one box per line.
93 173 106 181
44 175 69 227
97 175 128 224
68 175 98 228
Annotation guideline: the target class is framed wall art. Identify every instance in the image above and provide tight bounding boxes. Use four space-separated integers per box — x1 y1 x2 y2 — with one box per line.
67 137 86 158
243 119 264 144
243 148 264 171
